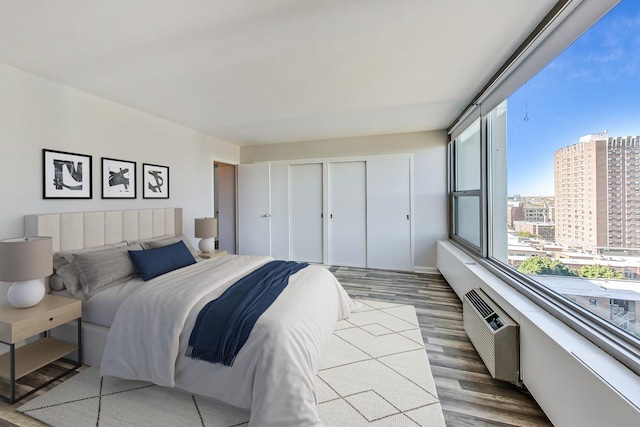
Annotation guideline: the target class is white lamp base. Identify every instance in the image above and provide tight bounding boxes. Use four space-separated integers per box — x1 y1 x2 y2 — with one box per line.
7 279 45 308
198 238 215 254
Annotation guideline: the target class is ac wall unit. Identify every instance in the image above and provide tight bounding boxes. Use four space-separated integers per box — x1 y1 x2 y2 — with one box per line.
463 288 520 384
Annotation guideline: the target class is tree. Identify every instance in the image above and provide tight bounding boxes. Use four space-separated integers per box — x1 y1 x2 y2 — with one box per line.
517 231 539 238
518 256 576 276
578 264 624 279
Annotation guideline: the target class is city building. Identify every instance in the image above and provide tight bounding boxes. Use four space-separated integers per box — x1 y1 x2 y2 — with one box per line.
513 220 555 240
535 275 638 335
554 132 640 255
507 202 524 227
507 197 554 228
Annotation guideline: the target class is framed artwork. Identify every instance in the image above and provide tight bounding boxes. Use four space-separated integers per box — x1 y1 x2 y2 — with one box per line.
143 163 169 199
102 157 136 199
43 149 92 199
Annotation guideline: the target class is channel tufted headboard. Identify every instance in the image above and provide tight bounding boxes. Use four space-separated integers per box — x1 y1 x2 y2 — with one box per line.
24 208 183 253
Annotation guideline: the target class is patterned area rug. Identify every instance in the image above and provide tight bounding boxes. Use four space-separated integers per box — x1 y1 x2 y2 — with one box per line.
18 300 445 426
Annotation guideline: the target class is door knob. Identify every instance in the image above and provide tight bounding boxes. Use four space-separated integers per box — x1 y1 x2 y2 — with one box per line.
262 214 271 218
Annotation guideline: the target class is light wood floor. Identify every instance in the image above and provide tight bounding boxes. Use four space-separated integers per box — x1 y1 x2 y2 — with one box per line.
0 267 553 427
331 266 553 427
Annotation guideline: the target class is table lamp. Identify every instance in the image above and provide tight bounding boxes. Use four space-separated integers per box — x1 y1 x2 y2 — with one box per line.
0 236 53 308
194 217 217 255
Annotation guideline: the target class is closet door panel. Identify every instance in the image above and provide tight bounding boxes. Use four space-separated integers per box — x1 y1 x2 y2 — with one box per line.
329 161 367 267
238 163 271 256
367 158 412 271
270 164 290 260
290 164 323 263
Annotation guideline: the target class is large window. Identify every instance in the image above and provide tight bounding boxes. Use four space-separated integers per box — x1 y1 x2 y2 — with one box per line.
451 120 482 250
449 0 640 371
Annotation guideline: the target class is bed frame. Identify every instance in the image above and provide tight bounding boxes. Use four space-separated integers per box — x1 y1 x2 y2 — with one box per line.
24 208 183 366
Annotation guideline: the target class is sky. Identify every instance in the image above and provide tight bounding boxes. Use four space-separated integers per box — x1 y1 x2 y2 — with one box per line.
507 0 640 196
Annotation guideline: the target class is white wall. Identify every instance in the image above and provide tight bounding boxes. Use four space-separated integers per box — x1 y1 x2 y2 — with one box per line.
240 131 448 272
0 63 239 301
437 240 640 427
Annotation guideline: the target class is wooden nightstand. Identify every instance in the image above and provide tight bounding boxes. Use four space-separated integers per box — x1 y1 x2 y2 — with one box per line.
199 250 228 259
0 294 82 404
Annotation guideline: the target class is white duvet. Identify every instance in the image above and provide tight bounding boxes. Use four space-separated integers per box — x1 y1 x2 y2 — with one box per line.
100 255 356 426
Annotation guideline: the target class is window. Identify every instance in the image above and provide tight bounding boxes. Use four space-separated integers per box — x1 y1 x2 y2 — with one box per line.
451 120 482 250
448 0 640 374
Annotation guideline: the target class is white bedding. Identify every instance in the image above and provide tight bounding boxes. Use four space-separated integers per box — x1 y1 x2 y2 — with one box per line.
54 277 144 327
100 255 356 426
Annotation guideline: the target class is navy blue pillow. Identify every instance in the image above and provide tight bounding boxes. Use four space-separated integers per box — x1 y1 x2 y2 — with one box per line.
128 240 197 281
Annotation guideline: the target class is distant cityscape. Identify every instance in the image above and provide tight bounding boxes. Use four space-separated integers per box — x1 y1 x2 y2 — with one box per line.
507 131 640 336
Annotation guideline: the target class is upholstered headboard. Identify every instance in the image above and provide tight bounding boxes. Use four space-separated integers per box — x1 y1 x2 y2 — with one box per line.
24 208 183 253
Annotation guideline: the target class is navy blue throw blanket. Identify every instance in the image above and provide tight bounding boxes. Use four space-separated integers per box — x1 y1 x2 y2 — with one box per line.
186 260 308 367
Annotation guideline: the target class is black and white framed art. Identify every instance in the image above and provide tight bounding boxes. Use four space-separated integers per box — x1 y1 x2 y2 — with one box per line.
142 163 169 199
102 157 136 199
43 149 92 199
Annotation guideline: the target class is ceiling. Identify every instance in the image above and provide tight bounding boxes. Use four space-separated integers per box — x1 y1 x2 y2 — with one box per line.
0 0 556 145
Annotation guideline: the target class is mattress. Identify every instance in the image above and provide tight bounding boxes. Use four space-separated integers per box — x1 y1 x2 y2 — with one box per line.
52 277 144 328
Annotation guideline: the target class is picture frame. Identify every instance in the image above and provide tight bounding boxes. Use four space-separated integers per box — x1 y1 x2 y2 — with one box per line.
43 149 92 199
102 157 136 199
142 163 170 199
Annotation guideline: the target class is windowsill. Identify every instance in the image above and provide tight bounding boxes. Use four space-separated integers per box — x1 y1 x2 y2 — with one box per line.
437 240 640 426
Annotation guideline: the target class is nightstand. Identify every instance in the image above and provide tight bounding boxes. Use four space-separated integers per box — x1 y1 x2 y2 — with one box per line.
199 250 228 259
0 294 82 404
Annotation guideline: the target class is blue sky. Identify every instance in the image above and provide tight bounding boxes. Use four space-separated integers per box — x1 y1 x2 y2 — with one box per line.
507 0 640 196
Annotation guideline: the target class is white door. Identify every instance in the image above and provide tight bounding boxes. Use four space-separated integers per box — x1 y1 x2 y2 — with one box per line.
367 158 412 271
270 164 290 260
290 164 323 263
238 163 271 256
328 161 367 267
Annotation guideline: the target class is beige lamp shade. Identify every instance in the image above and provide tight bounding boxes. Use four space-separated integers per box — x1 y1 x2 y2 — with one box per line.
195 218 217 254
0 236 53 282
194 217 218 239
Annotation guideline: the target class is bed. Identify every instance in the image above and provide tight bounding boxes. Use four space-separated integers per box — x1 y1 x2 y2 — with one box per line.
24 208 357 426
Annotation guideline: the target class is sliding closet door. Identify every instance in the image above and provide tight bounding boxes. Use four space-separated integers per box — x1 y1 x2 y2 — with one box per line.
328 161 367 267
289 163 323 263
367 158 412 271
238 163 271 256
270 164 290 260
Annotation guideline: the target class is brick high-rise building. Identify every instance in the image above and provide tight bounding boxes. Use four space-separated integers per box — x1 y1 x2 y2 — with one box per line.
554 132 640 254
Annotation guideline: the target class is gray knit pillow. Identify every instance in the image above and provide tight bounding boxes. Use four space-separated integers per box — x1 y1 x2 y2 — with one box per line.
140 235 199 260
76 243 143 298
53 242 129 295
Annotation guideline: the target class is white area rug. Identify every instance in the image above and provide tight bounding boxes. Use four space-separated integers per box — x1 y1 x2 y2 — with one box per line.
18 300 445 426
